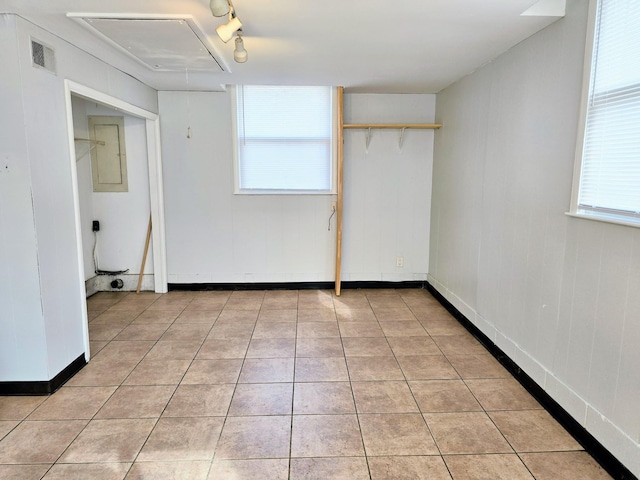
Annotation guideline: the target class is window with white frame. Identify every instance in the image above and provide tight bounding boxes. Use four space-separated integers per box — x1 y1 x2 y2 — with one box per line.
572 0 640 226
233 85 336 194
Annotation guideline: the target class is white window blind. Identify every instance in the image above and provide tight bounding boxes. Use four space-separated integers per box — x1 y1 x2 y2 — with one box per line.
235 85 334 193
578 0 640 222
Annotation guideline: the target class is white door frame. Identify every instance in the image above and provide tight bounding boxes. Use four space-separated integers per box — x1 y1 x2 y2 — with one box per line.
63 80 168 360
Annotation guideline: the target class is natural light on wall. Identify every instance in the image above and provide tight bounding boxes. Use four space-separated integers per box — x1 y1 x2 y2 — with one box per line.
571 0 640 226
233 85 336 194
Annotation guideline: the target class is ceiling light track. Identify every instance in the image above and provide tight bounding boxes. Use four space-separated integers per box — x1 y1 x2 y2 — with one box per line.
211 0 248 63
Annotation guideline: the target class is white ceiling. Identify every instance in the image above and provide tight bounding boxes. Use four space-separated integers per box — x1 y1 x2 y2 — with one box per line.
0 0 565 93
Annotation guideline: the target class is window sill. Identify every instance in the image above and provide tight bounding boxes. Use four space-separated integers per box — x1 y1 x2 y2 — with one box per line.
565 211 640 229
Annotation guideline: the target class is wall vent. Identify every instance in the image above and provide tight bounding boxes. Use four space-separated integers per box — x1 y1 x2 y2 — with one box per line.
31 39 56 74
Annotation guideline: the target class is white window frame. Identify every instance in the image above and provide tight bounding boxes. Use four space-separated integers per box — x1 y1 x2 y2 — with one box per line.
568 0 640 228
231 85 338 195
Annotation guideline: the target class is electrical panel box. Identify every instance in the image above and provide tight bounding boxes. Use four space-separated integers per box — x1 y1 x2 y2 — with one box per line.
88 116 128 192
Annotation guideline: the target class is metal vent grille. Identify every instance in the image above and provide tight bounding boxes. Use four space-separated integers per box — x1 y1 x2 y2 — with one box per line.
31 39 56 73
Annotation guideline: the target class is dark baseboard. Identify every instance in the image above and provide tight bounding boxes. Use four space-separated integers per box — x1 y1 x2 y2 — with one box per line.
168 280 427 292
425 282 637 480
0 354 86 396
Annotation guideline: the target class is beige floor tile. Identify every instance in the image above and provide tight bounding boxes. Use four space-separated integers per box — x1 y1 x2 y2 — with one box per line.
145 340 203 360
164 384 235 417
125 461 210 480
0 464 51 480
295 357 349 382
238 358 294 383
145 294 194 311
262 291 299 309
90 340 109 355
95 385 175 419
113 324 170 341
290 457 370 479
252 322 297 339
228 383 293 416
373 307 417 322
520 451 613 480
59 418 155 463
94 341 155 362
395 355 459 380
352 381 419 413
209 458 289 479
215 415 291 459
296 322 340 338
297 308 337 322
409 380 482 413
431 335 487 355
346 356 404 381
197 338 250 359
387 336 442 356
295 337 344 357
42 462 131 479
246 338 296 358
173 310 220 324
367 296 407 309
207 322 255 339
0 421 18 440
123 359 191 385
332 294 371 310
0 396 46 420
424 412 512 454
379 321 428 337
65 359 138 387
182 359 243 384
489 410 582 452
368 455 452 480
291 414 364 457
419 317 469 336
447 354 510 379
298 290 334 309
131 310 180 324
359 413 438 456
444 454 534 480
0 420 87 463
342 337 393 356
160 324 212 342
335 308 377 322
138 417 224 461
293 382 355 414
338 322 385 338
225 291 265 310
216 309 260 323
91 310 139 325
186 296 230 311
28 386 116 420
465 378 541 411
257 309 297 322
88 324 127 341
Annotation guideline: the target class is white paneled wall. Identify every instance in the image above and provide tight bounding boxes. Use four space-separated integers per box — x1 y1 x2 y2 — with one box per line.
430 0 640 475
0 14 157 383
159 91 435 284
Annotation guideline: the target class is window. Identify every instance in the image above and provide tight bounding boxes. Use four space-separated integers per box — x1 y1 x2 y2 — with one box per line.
233 85 336 194
571 0 640 226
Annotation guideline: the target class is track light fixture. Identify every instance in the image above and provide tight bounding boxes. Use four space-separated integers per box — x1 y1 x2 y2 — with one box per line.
209 0 230 17
234 33 248 63
216 14 242 43
212 0 249 62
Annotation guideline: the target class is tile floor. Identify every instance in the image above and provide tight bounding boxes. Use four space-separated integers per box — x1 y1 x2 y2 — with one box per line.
0 288 613 479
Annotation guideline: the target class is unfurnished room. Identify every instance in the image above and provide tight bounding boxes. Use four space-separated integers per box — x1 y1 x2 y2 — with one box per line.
0 0 638 479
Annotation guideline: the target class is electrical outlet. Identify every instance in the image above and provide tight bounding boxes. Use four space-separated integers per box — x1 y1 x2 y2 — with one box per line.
92 220 100 232
396 256 404 267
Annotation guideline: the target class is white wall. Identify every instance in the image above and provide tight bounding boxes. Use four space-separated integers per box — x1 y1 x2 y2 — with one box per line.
430 0 640 475
73 99 154 282
0 14 157 383
158 91 434 284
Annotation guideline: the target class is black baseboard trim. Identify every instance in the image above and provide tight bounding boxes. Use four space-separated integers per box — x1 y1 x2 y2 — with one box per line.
0 354 86 396
168 280 428 292
425 282 637 480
